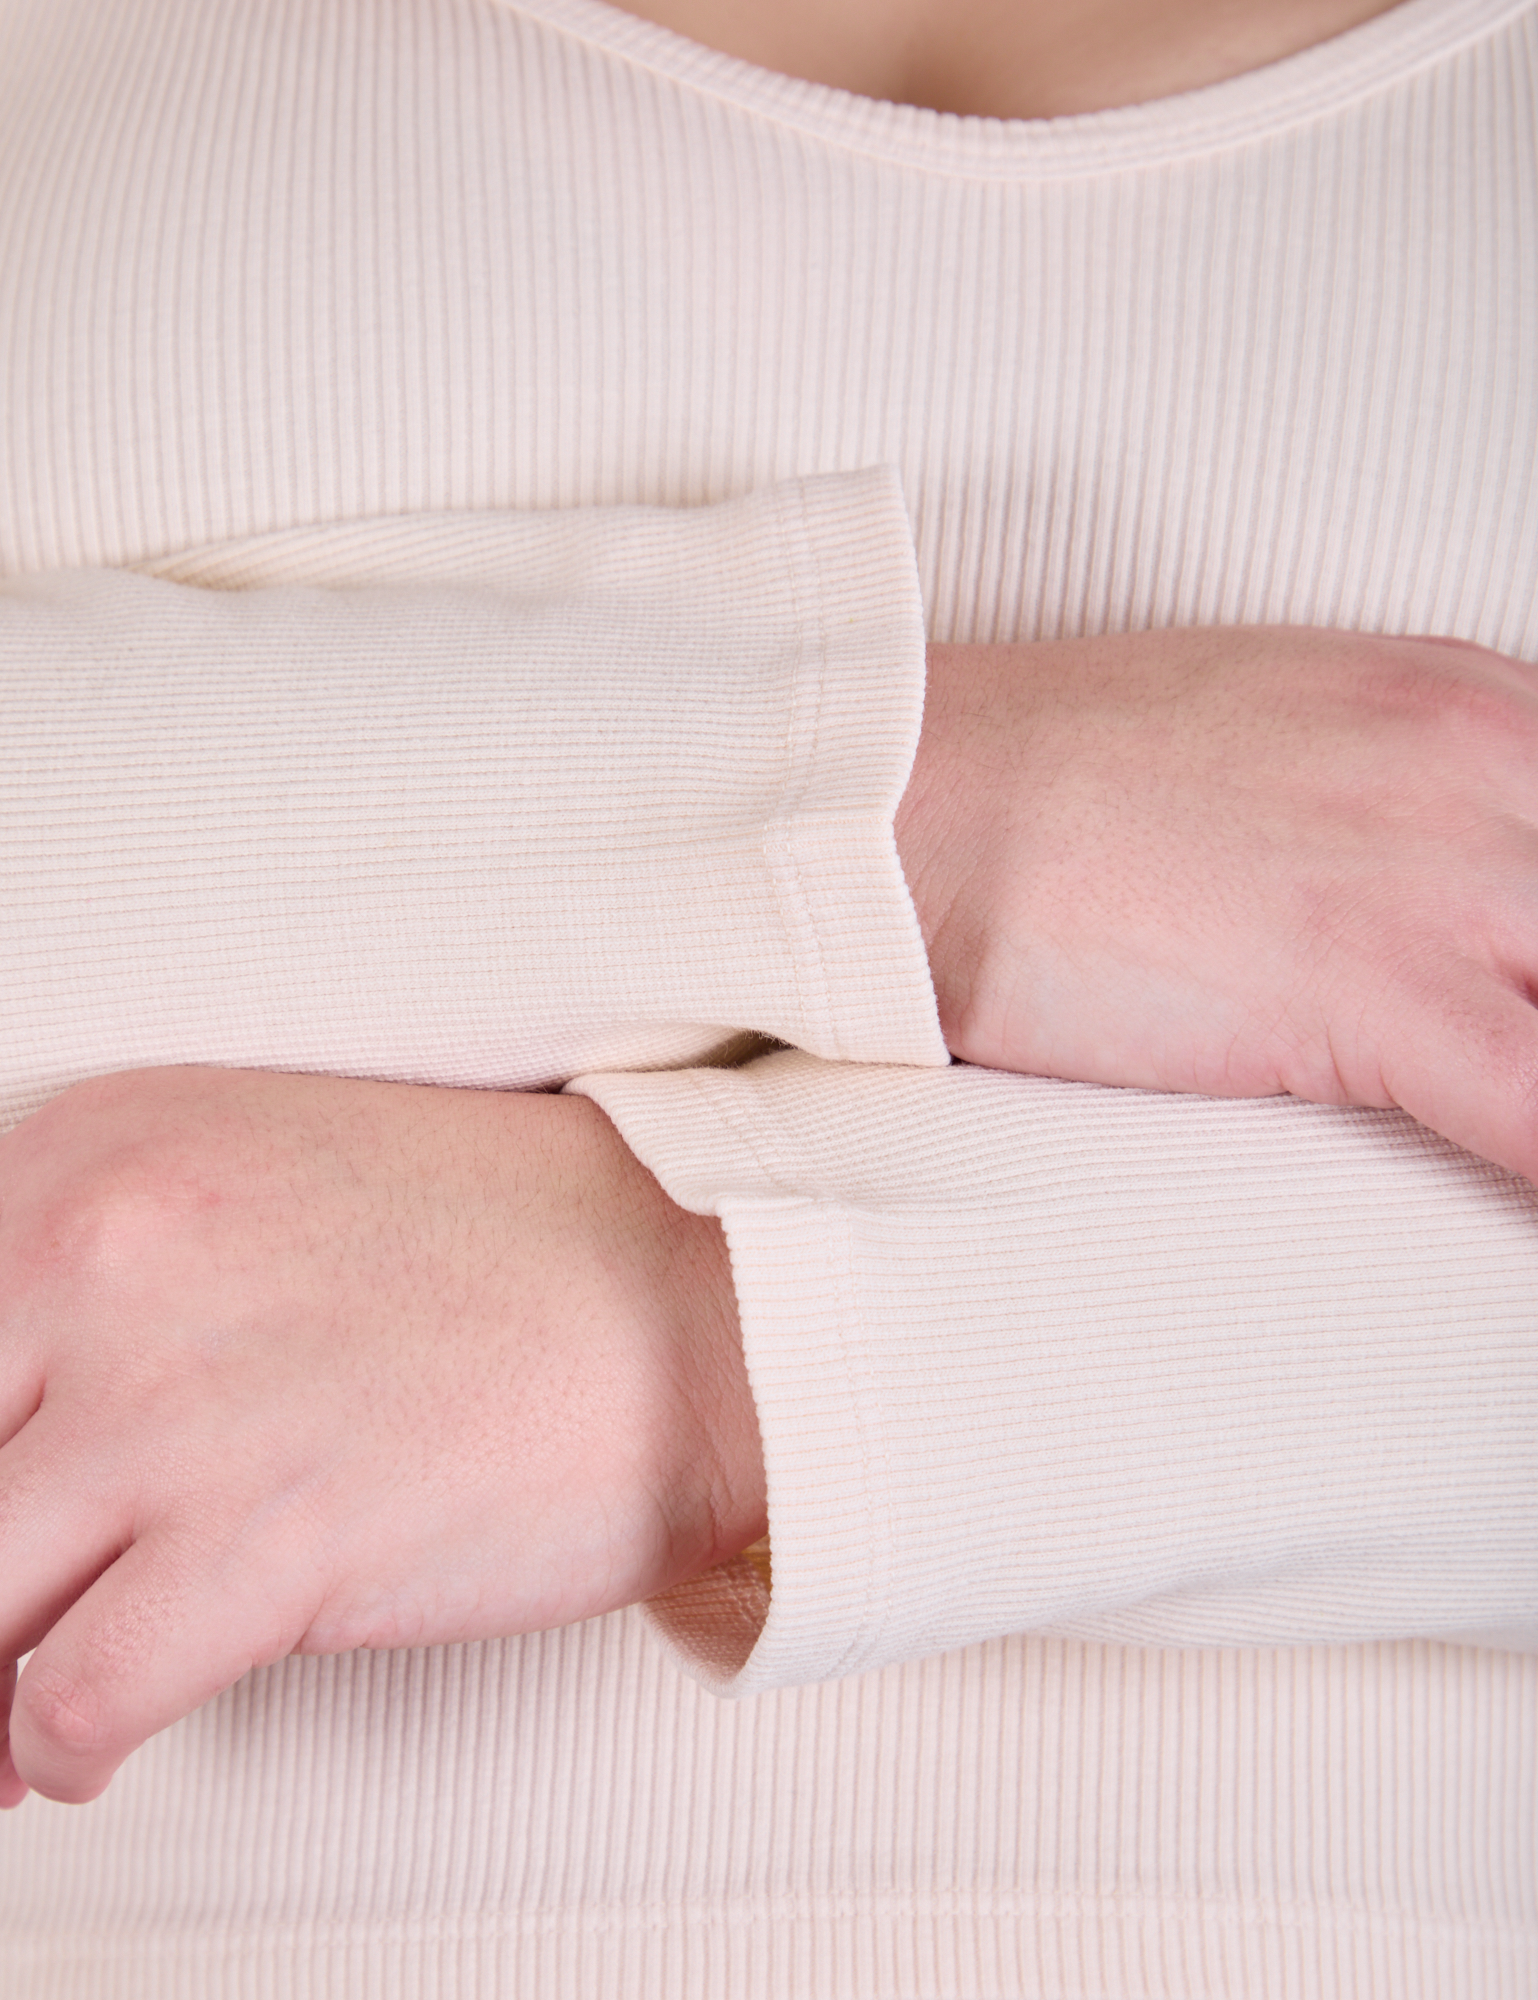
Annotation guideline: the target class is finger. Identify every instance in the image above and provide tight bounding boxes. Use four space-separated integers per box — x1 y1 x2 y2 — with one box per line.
0 1662 26 1808
8 1524 318 1803
0 1404 134 1667
1377 963 1538 1185
0 1351 46 1452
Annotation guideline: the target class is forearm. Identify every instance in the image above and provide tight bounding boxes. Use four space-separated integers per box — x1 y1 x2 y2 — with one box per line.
0 473 943 1135
578 1046 1538 1693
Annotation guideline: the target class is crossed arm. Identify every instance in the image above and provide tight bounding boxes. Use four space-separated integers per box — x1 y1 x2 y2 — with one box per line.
6 622 1538 1805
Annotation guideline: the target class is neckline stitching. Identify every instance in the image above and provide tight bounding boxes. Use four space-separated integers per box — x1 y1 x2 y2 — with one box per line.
493 0 1536 178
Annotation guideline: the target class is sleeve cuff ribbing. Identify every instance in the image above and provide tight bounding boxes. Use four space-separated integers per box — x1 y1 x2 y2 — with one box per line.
2 469 945 1134
138 464 948 1074
570 1052 1538 1695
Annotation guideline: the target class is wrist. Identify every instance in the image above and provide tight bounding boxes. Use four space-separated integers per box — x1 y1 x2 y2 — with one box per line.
894 642 1003 1061
565 1097 768 1587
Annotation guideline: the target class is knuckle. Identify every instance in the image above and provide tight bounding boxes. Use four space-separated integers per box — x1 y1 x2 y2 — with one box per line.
22 1167 187 1300
13 1105 238 1306
1365 638 1533 745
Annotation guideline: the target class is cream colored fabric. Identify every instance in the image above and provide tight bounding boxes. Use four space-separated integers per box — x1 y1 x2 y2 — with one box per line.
1 0 1536 1991
581 1054 1538 1691
0 472 942 1135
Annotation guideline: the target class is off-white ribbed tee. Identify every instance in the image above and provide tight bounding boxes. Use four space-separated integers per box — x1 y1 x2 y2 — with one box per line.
0 0 1535 1992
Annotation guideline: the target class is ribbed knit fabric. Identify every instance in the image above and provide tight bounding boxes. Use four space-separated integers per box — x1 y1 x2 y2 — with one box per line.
579 1056 1538 1687
1 0 1536 1992
0 472 943 1135
3 1625 1535 1999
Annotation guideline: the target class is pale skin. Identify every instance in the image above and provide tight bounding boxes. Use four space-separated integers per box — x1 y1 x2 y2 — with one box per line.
0 1072 764 1806
5 0 1535 1807
899 630 1538 1177
607 0 1405 119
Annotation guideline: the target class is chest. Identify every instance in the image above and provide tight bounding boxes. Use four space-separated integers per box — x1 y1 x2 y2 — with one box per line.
2 0 1535 661
601 0 1409 118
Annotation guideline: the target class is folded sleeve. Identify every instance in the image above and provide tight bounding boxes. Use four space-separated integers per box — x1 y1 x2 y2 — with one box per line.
570 1051 1538 1693
0 467 945 1134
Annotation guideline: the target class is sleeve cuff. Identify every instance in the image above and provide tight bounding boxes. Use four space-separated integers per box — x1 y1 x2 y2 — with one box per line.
140 465 949 1073
3 469 946 1133
571 1052 1538 1694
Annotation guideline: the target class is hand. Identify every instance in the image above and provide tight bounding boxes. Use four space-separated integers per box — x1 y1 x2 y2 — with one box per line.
896 627 1538 1181
0 1067 763 1806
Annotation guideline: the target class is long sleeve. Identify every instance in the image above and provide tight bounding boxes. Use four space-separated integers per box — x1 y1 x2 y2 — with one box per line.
0 469 945 1135
573 1051 1538 1690
5 3 1538 1992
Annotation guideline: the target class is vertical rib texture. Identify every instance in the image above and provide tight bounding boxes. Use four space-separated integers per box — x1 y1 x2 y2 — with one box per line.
2 1621 1533 1998
1 0 1536 1992
0 472 943 1135
581 1055 1538 1682
3 0 1533 659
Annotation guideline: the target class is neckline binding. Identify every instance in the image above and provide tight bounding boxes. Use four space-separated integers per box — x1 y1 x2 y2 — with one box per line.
499 0 1532 175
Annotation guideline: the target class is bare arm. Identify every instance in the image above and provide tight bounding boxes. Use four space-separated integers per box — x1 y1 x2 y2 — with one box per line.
898 627 1538 1184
